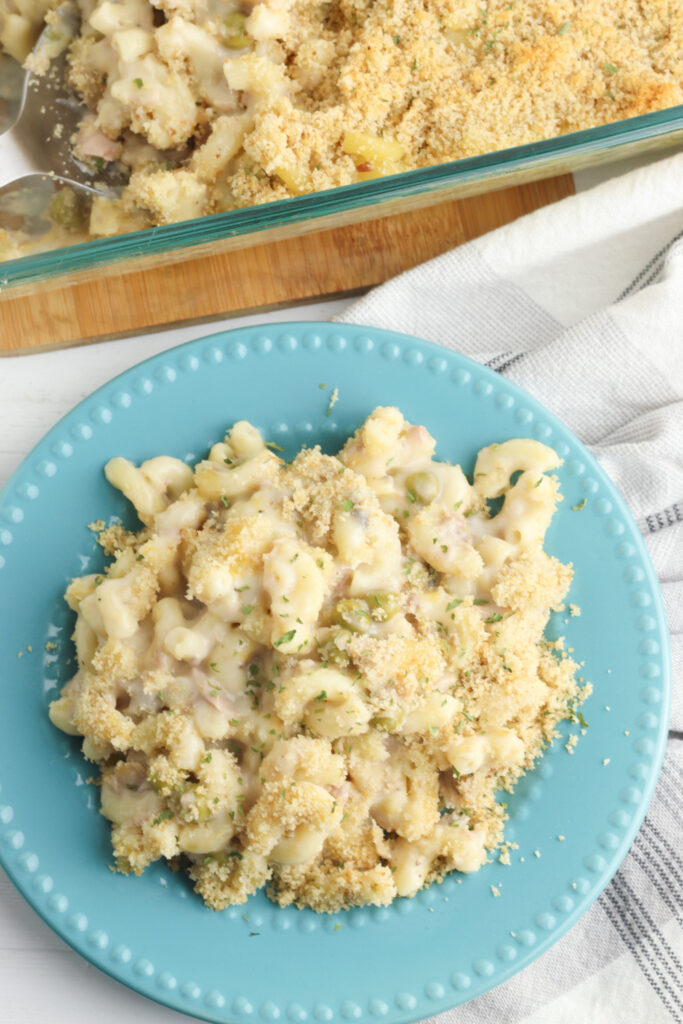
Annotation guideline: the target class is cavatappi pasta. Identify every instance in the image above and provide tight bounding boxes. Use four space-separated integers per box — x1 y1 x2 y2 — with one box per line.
49 407 588 911
1 0 682 255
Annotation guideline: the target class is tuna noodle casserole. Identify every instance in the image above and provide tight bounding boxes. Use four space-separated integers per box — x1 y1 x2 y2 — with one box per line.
49 408 588 912
0 0 682 240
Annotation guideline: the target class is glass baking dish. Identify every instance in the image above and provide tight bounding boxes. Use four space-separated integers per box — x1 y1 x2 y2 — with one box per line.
1 102 682 297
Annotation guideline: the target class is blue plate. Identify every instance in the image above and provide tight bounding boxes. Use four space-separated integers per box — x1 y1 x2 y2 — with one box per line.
0 323 670 1023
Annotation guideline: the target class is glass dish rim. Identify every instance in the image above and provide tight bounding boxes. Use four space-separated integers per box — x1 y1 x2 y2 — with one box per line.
1 103 682 290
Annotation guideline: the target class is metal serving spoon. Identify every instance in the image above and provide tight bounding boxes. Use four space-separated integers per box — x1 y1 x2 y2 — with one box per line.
0 6 126 197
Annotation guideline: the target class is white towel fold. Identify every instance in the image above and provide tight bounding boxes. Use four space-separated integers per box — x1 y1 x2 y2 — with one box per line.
336 153 683 1024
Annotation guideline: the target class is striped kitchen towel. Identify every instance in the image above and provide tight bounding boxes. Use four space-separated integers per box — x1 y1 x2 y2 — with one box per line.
336 152 683 1023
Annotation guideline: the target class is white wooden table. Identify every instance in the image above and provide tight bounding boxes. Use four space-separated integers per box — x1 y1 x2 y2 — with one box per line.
0 154 667 1024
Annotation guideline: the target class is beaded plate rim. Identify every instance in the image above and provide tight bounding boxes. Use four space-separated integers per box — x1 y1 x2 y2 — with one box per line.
0 322 671 1024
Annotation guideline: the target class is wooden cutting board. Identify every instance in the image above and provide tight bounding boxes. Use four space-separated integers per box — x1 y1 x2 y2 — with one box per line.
0 175 573 354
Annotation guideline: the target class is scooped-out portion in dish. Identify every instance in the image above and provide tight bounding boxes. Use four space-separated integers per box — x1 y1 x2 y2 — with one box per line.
1 0 681 256
48 407 589 912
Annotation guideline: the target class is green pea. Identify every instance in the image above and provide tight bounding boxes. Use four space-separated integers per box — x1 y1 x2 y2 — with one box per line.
148 769 186 794
221 11 250 48
405 471 441 503
367 591 400 622
47 187 87 232
370 713 403 733
321 629 353 667
333 598 371 633
147 770 167 793
207 849 243 865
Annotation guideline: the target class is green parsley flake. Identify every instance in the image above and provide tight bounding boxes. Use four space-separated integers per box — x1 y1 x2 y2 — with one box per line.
134 77 143 88
152 809 173 826
220 495 230 508
274 629 296 647
241 604 254 615
266 441 285 451
571 498 587 511
342 499 354 512
485 612 503 624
